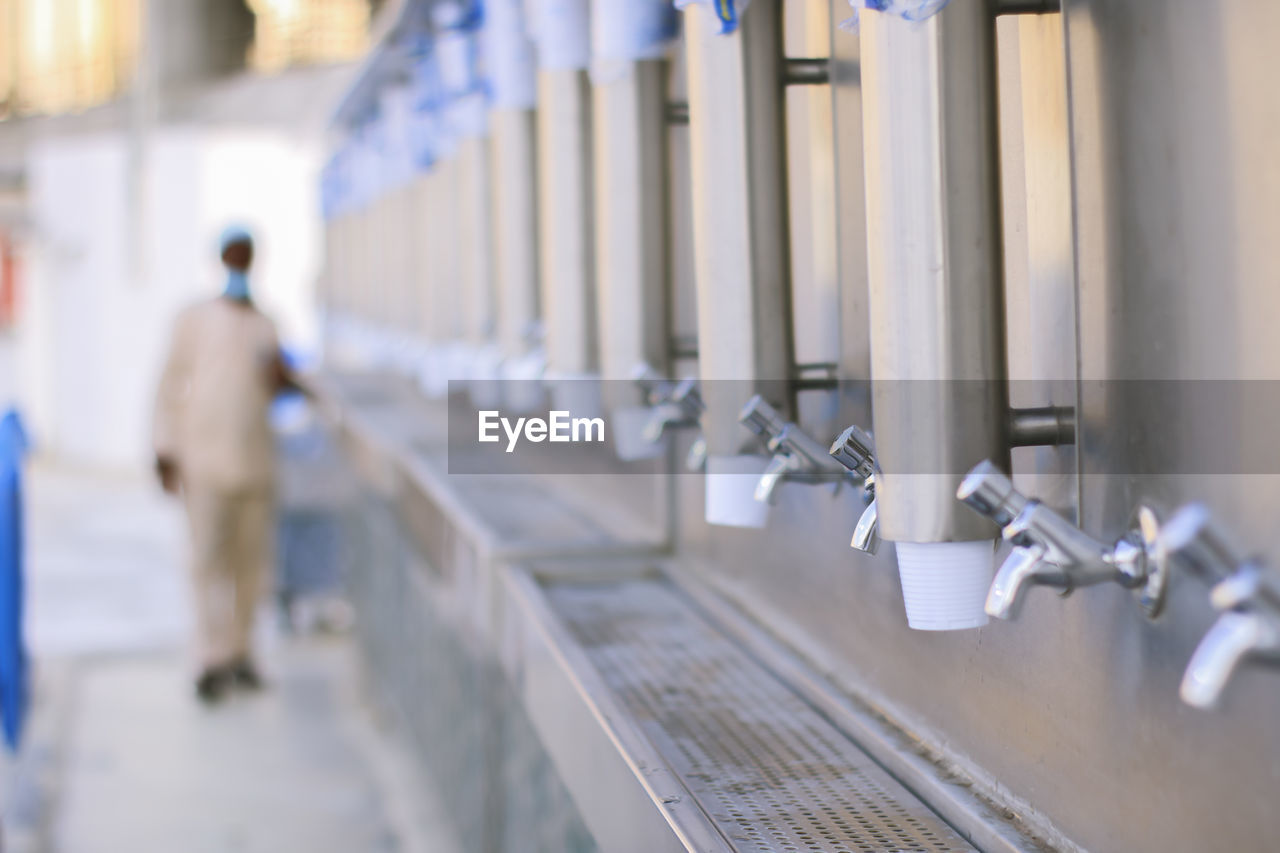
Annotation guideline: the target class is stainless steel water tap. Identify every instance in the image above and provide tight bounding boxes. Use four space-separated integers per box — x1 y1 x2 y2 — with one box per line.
828 423 881 554
629 365 707 471
631 363 675 407
639 376 705 444
738 396 849 504
956 460 1168 620
1159 503 1280 709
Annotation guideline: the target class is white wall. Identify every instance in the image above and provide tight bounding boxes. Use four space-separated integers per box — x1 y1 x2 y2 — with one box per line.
17 127 323 472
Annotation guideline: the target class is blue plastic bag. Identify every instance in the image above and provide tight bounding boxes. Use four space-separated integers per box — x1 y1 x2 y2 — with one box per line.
675 0 745 36
840 0 952 32
0 409 29 751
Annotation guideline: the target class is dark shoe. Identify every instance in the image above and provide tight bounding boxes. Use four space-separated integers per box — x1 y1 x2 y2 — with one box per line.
228 658 265 691
195 668 230 704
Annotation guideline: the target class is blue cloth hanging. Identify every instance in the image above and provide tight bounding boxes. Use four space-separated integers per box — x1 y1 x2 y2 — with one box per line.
0 408 29 751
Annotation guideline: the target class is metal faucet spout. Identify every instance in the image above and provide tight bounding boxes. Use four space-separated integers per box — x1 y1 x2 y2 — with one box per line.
642 402 684 443
754 454 792 504
852 498 879 554
958 459 1168 619
1181 610 1280 710
739 396 851 504
635 372 705 445
986 542 1055 619
1162 512 1280 709
829 424 881 553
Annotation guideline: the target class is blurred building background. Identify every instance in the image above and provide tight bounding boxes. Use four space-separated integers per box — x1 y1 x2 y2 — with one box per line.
0 0 380 471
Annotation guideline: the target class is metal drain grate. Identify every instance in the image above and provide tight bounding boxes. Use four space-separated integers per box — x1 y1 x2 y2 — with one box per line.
547 579 976 853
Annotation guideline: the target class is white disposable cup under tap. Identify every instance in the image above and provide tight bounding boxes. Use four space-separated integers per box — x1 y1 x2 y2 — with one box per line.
611 406 667 461
704 454 771 529
894 541 995 631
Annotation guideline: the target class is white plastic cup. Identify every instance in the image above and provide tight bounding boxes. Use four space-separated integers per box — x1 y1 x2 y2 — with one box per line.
546 372 603 421
611 406 666 461
895 541 994 631
469 346 504 409
704 454 771 529
500 352 547 414
417 347 449 399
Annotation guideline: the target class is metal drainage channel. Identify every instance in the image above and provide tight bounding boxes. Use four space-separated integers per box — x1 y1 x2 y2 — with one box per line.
546 578 975 853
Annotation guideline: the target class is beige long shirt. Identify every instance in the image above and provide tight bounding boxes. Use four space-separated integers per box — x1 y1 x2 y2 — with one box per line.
153 297 281 492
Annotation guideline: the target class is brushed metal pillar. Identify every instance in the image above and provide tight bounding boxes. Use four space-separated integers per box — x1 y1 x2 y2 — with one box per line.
380 194 399 332
348 211 361 322
828 0 871 391
537 69 597 375
411 176 438 341
492 108 540 357
392 184 418 337
593 60 670 387
331 213 344 317
458 135 496 346
860 1 1008 543
332 214 346 318
436 160 465 342
364 199 382 328
387 191 400 335
358 203 377 326
684 0 794 455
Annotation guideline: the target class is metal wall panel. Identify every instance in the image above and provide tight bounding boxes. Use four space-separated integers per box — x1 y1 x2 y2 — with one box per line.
537 70 598 375
491 108 541 357
672 3 1280 851
322 2 1280 849
458 135 496 345
684 0 794 451
1001 16 1078 518
593 61 670 383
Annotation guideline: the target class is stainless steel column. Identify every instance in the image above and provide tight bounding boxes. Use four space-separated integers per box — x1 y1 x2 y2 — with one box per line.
860 0 1008 544
436 160 465 343
537 69 597 375
393 183 418 340
483 110 535 356
593 60 669 385
458 135 496 346
357 201 376 326
485 0 541 361
379 193 399 333
411 175 437 342
491 109 540 357
684 0 793 455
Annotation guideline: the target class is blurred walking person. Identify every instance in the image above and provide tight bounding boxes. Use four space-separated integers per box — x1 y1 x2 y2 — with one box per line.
153 226 296 703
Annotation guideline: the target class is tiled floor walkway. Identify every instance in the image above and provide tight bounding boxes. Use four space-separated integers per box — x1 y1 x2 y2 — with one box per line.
1 464 462 853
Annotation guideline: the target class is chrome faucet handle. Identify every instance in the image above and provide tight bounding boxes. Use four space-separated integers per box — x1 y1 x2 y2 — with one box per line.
740 398 850 504
958 460 1169 619
829 424 879 553
639 377 705 443
739 395 788 442
1157 502 1247 582
630 362 661 385
671 378 705 419
630 362 672 405
828 424 877 481
956 460 1029 529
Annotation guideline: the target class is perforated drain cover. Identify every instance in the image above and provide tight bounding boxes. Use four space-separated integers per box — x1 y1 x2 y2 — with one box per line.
547 579 976 853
